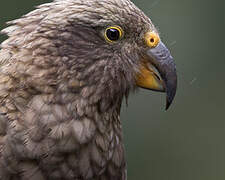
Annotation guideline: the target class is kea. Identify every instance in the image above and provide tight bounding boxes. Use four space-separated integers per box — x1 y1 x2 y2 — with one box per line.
0 0 177 179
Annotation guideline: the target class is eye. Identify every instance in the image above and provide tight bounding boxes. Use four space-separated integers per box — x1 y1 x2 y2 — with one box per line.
145 32 160 48
104 26 123 43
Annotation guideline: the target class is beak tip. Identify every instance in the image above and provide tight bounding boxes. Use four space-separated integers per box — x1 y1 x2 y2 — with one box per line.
165 86 177 110
165 100 171 111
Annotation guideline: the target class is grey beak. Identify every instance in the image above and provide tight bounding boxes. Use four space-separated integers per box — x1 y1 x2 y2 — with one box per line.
146 41 177 110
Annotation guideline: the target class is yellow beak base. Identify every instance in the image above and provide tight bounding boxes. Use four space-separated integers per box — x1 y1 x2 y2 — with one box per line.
136 62 165 92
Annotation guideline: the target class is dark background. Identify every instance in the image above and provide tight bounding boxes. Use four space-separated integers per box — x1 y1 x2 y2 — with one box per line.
0 0 224 180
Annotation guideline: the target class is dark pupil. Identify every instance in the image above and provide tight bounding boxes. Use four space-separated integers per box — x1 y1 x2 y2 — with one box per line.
106 28 120 41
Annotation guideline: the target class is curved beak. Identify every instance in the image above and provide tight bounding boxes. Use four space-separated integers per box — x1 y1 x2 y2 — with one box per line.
136 41 177 110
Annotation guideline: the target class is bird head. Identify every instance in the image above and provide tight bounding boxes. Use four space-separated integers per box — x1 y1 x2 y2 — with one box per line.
2 0 177 110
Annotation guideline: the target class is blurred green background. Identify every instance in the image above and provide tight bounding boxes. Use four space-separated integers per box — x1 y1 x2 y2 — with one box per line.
0 0 224 180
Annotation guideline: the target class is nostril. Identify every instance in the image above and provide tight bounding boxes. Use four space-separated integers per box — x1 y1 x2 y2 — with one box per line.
144 32 160 48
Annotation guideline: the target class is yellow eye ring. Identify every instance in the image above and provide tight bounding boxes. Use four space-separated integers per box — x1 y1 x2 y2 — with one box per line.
144 32 160 48
104 26 123 43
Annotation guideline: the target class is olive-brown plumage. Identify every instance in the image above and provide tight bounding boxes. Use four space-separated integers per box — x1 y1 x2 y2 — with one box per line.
0 0 177 180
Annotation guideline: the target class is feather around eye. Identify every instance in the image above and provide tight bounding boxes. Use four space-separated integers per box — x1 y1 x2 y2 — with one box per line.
104 26 124 43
